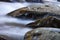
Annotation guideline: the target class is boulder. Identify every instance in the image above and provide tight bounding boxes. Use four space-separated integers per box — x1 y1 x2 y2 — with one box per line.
26 16 60 28
7 4 60 20
24 28 60 40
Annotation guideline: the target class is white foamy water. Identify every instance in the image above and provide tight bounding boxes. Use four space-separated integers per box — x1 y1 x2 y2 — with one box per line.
0 2 31 16
0 16 34 40
0 2 33 40
0 16 33 40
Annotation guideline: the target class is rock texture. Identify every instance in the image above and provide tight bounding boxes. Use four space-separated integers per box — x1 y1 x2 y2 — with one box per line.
26 16 60 28
24 28 60 40
7 3 60 28
7 4 60 20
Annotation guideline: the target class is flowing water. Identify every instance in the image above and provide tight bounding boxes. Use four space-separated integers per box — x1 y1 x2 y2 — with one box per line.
0 2 60 40
0 2 33 40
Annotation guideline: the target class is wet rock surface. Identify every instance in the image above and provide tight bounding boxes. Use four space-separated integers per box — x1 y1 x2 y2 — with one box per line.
7 4 60 20
26 16 60 28
7 3 60 28
24 28 60 40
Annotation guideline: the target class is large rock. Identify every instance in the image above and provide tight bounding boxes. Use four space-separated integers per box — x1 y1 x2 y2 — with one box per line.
26 16 60 28
7 4 60 20
24 28 60 40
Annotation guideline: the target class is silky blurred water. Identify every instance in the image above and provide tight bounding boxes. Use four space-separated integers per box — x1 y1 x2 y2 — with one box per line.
0 2 34 40
0 2 60 40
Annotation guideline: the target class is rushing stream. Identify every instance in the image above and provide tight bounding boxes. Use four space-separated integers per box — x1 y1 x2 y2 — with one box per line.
0 16 33 40
0 2 60 40
0 2 34 40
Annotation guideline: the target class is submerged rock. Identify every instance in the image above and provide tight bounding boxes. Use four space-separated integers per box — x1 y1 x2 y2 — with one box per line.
0 36 6 40
24 28 60 40
26 16 60 28
7 4 60 20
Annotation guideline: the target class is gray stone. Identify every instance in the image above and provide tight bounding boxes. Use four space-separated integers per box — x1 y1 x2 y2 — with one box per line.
7 4 60 20
24 28 60 40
